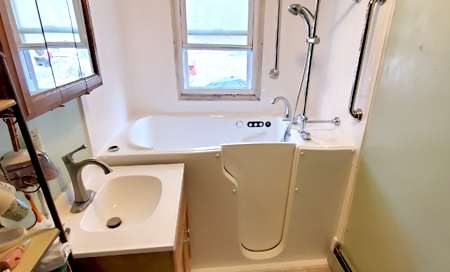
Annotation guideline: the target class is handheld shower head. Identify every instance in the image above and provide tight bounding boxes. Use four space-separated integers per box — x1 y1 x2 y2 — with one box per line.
288 4 312 38
288 3 302 16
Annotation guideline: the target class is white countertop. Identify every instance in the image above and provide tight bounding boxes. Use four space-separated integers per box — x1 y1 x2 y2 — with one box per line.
55 164 184 258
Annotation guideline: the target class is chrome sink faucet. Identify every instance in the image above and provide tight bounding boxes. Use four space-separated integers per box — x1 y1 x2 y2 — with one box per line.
62 144 113 213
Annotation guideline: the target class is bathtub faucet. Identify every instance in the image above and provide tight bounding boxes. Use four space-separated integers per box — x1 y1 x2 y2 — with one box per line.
271 96 293 122
281 113 303 142
62 144 113 213
299 115 311 141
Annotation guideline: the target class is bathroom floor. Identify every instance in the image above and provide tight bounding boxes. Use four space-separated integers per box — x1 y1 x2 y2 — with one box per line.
257 267 331 272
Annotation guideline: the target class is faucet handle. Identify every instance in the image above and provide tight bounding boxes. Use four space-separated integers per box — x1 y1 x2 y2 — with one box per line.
62 144 87 163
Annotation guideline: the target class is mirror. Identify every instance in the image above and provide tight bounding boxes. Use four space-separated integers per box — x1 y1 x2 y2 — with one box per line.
4 0 94 94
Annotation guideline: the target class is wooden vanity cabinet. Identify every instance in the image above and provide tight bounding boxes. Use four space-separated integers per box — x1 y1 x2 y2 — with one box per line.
74 185 191 272
173 186 191 272
0 0 102 120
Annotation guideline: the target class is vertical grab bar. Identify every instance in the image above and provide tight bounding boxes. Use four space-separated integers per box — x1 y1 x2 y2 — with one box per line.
270 0 282 79
348 0 387 121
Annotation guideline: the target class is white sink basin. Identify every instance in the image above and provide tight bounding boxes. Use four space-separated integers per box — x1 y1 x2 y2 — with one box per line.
81 175 162 232
55 164 184 258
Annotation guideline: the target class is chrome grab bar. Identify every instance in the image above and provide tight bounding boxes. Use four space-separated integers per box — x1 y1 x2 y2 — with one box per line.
348 0 387 122
269 0 282 79
306 117 340 126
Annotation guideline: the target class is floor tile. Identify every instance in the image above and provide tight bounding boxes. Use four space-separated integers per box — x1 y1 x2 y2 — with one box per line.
306 267 332 272
253 267 330 272
251 270 286 272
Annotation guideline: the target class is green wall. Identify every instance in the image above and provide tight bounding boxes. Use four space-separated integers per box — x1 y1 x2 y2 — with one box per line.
0 99 89 227
344 0 450 271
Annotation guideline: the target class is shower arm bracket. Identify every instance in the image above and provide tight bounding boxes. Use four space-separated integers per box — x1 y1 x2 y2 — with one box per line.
307 37 320 44
353 1 386 5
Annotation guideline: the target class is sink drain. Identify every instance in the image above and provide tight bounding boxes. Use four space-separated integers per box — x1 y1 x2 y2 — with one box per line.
107 217 122 228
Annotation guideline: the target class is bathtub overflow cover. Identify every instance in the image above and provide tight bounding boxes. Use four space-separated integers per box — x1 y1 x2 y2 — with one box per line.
107 217 122 228
108 145 120 152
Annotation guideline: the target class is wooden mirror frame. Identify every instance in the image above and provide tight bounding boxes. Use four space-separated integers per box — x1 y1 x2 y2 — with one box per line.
0 0 102 120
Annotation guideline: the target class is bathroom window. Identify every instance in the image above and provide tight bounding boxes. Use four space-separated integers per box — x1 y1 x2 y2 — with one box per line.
172 0 265 100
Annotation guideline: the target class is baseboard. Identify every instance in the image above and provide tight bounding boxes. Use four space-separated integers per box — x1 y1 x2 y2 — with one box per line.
327 243 359 272
192 259 328 272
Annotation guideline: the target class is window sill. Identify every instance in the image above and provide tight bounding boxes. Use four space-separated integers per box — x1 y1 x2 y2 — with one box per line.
178 93 260 101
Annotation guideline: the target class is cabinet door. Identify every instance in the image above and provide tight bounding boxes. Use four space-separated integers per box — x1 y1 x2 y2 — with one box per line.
0 0 101 120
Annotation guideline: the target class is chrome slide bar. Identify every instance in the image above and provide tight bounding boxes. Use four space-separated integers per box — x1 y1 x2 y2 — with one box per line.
349 0 387 121
270 0 283 79
298 0 320 140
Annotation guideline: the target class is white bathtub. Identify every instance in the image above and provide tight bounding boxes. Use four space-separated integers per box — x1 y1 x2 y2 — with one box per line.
129 115 294 151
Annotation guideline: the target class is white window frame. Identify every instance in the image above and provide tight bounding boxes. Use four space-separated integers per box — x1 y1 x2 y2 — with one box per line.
171 0 265 100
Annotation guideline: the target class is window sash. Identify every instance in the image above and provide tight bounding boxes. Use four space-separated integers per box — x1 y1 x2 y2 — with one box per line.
182 48 253 90
18 47 93 92
19 50 49 93
6 0 88 47
180 0 254 47
179 0 254 92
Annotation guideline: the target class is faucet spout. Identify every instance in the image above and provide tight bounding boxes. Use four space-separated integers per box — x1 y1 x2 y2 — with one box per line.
62 145 113 213
271 96 292 121
77 159 113 175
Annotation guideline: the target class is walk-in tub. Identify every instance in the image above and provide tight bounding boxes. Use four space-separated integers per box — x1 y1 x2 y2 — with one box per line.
96 115 355 271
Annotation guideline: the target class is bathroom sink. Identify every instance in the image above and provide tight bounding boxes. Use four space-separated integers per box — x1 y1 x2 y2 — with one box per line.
80 175 162 232
55 164 184 258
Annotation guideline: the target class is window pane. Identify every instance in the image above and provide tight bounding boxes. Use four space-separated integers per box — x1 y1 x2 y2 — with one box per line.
185 0 249 45
49 48 84 86
33 0 83 86
35 0 80 43
18 48 91 92
7 0 43 44
19 50 56 93
77 48 94 78
70 0 94 78
9 0 82 44
185 50 250 89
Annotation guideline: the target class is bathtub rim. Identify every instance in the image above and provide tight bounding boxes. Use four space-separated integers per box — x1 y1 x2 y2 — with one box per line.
98 114 355 160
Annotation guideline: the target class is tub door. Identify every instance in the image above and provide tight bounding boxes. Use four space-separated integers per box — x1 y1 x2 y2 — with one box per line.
221 143 296 253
